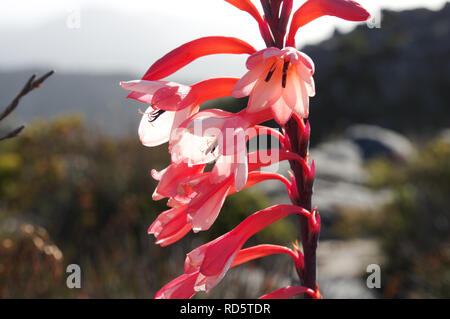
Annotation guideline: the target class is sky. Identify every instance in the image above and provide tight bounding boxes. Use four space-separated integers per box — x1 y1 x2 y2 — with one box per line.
0 0 448 79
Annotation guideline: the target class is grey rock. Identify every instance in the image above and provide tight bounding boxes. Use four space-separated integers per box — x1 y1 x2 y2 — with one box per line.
317 239 384 299
311 139 367 184
345 124 415 161
313 179 392 218
438 128 450 143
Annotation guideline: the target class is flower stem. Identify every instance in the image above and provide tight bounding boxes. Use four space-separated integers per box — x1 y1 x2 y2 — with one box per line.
284 116 319 297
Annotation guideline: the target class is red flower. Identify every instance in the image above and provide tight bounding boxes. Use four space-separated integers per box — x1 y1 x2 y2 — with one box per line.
232 47 315 124
156 243 303 299
184 204 310 292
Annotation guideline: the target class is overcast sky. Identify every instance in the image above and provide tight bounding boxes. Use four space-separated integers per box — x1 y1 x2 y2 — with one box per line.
0 0 448 80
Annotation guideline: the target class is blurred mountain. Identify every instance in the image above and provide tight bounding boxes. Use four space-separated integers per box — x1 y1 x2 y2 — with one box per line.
304 3 450 142
0 69 141 136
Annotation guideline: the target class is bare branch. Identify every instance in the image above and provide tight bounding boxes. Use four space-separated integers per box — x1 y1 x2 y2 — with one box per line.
0 125 25 142
0 70 54 140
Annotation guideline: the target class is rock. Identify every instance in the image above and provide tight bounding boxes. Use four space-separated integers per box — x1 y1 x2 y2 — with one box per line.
313 179 392 222
345 124 415 161
438 128 450 143
311 139 367 184
317 239 384 299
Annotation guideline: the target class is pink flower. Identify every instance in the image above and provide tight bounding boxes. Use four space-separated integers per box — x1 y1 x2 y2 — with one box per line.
151 151 294 235
155 243 302 299
168 107 280 192
184 204 311 292
154 272 197 299
148 205 192 247
121 78 238 147
151 162 206 205
169 109 250 165
232 47 315 125
183 173 233 232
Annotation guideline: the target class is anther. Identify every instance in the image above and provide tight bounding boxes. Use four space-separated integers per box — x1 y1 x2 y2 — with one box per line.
282 60 290 88
264 63 277 82
149 109 166 122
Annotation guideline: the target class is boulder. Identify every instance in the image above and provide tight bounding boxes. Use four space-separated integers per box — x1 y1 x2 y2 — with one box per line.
311 139 367 184
345 124 415 161
438 128 450 144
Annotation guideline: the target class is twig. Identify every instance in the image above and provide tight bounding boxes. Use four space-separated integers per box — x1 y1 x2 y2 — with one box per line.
0 125 25 142
0 70 54 141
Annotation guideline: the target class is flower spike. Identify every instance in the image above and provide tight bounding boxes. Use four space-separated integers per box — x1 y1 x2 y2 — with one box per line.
122 0 371 299
142 36 256 81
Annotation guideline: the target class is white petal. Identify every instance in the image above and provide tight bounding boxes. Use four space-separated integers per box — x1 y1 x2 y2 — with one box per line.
138 106 175 147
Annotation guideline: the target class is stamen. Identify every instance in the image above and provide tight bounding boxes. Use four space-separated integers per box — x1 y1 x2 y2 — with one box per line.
205 140 218 155
149 109 166 123
264 63 277 82
282 60 290 88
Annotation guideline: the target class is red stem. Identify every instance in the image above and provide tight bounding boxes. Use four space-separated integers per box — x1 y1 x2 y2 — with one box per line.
284 117 319 297
259 0 320 296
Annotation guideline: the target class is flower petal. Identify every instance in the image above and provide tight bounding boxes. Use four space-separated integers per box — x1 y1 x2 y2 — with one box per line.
191 77 240 105
151 85 192 111
224 0 264 25
232 244 298 267
246 47 281 70
271 95 294 125
287 0 370 46
151 162 205 200
138 106 175 147
247 62 284 113
186 179 232 232
233 147 248 192
142 36 256 81
120 80 167 104
154 272 198 299
231 62 267 98
148 206 193 247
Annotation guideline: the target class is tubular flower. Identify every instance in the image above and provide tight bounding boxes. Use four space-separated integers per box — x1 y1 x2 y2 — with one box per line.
156 243 303 299
184 205 311 292
232 47 315 124
148 205 192 247
150 150 296 239
151 162 206 204
122 0 370 299
121 78 238 147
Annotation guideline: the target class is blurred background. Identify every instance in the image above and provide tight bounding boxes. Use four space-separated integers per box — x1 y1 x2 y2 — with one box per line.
0 0 449 298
